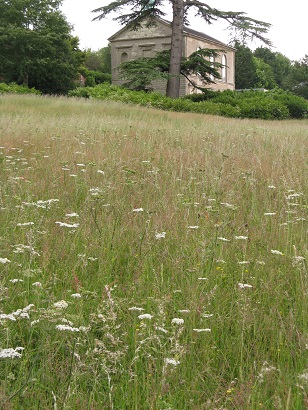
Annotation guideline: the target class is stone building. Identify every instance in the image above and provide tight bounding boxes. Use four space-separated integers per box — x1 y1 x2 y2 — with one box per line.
108 17 235 96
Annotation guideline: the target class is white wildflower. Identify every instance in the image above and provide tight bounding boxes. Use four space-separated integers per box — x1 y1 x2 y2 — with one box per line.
264 212 276 216
298 372 308 383
16 222 34 226
188 226 199 229
132 208 144 212
0 347 24 359
0 258 10 264
53 300 68 309
32 282 42 287
165 358 180 366
268 185 276 189
201 313 214 318
238 261 250 264
171 318 184 325
138 313 153 320
71 293 82 299
30 319 40 326
97 170 105 174
198 277 208 281
9 279 24 283
218 237 230 242
271 249 284 255
155 232 166 239
56 325 80 332
155 326 168 334
65 213 79 217
178 309 190 313
128 307 145 311
238 283 253 289
193 328 211 333
55 222 79 228
234 236 248 240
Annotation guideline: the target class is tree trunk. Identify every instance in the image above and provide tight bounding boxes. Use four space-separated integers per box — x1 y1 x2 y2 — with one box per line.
166 0 184 98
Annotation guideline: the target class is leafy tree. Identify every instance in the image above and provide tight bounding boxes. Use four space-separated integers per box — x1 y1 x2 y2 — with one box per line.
254 47 291 87
253 57 277 89
0 0 84 94
92 0 271 98
119 48 222 92
234 42 257 89
283 55 308 99
84 46 111 73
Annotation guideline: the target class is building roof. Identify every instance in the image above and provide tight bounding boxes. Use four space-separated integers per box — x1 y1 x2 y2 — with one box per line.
108 17 234 49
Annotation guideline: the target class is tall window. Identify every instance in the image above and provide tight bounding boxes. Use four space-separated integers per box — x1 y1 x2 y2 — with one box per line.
222 54 227 82
209 55 214 81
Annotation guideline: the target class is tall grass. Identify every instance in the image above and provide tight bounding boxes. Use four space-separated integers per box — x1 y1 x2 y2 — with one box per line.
0 94 307 409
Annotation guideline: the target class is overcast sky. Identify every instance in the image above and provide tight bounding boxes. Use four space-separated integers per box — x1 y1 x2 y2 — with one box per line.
60 0 307 61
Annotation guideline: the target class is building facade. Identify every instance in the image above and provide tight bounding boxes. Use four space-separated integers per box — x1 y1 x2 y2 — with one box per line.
108 18 235 96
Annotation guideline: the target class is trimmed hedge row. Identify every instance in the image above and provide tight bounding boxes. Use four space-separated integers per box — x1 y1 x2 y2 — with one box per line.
69 84 308 120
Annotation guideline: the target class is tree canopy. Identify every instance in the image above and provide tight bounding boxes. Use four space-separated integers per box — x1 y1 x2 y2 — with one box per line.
119 48 222 92
0 0 84 94
92 0 271 98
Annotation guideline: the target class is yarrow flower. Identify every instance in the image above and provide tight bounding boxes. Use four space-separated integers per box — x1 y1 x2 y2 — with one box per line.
138 313 153 320
0 258 10 264
271 249 284 255
132 208 144 213
0 347 24 359
164 358 180 366
56 325 80 332
193 328 211 333
171 318 184 325
218 237 230 242
155 232 166 239
264 212 276 216
238 283 253 289
53 300 68 309
128 306 145 311
234 236 248 240
16 222 34 226
71 293 82 299
55 222 79 228
188 226 199 229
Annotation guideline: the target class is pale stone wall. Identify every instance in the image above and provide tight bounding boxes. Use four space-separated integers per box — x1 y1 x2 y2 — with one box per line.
109 19 235 96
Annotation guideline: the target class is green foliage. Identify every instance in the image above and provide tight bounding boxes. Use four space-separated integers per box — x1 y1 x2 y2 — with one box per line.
253 57 277 89
0 0 84 94
69 83 308 119
119 48 222 92
283 55 308 100
0 82 41 95
83 46 111 74
254 47 291 88
234 42 258 89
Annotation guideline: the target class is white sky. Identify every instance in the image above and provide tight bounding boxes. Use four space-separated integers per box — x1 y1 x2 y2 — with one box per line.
60 0 307 61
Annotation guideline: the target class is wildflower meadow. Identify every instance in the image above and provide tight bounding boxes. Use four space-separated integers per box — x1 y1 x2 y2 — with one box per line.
0 94 307 409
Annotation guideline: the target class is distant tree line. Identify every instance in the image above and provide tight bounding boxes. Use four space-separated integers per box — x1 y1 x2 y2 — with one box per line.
0 0 306 99
235 43 308 99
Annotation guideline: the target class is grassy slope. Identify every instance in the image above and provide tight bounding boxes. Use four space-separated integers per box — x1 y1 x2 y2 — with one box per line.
0 94 307 409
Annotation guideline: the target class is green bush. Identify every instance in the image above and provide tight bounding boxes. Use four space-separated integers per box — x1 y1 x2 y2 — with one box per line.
0 82 41 95
68 83 307 120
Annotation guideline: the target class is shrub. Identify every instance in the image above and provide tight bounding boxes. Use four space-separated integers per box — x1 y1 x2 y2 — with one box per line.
0 82 41 95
